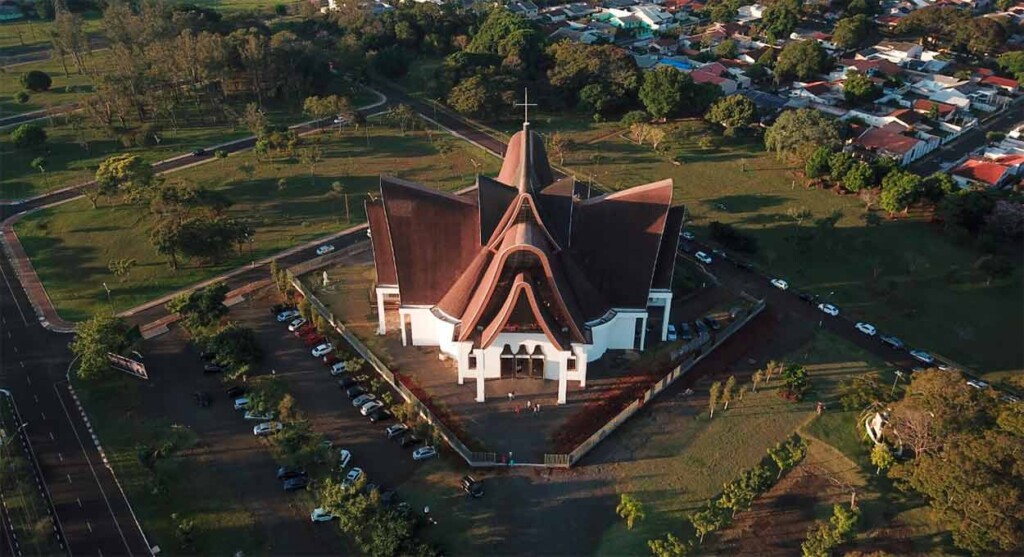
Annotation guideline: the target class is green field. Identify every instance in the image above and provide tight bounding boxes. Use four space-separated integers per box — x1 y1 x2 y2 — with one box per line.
15 122 499 321
0 14 103 53
1 49 110 116
534 117 1022 382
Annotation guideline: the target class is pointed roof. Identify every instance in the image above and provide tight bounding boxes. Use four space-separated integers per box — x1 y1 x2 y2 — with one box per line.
497 123 555 193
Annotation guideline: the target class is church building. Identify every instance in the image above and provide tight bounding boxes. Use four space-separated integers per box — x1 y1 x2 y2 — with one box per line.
366 117 683 404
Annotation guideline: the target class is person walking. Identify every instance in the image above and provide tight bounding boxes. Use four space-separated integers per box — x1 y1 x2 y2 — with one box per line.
507 392 513 401
526 400 532 409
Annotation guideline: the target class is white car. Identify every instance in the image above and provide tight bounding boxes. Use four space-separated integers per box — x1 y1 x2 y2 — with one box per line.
342 467 363 488
243 410 275 421
287 317 307 332
310 508 335 522
909 350 934 365
359 400 384 416
695 251 712 265
966 379 989 390
412 446 438 461
854 322 877 336
817 303 839 317
681 231 695 240
330 362 347 376
338 449 352 469
233 397 251 411
276 309 300 322
333 116 348 125
666 324 677 342
316 244 336 256
770 278 788 290
385 423 408 439
311 343 334 358
253 421 283 437
352 393 377 408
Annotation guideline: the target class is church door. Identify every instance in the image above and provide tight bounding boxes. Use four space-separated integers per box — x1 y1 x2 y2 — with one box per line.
500 345 515 379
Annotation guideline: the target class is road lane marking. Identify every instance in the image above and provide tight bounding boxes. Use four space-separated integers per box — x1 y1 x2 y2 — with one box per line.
86 522 92 533
67 474 72 484
40 411 45 421
53 383 133 556
0 258 29 325
49 432 54 441
20 361 24 368
58 452 63 462
77 498 82 508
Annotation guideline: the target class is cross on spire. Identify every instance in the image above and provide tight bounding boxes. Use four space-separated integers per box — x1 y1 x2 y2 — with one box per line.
513 88 537 126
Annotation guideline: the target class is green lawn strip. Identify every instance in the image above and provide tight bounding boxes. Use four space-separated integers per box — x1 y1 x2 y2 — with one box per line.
592 329 892 556
555 119 1022 380
0 49 111 116
0 15 103 53
15 125 500 321
70 372 266 555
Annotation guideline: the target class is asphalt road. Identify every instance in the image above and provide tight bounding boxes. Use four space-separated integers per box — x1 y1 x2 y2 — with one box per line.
906 98 1024 175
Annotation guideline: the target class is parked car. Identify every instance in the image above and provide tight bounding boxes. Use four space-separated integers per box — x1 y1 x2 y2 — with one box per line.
352 394 377 408
199 351 215 361
368 408 392 423
276 466 306 480
694 319 709 336
386 424 409 439
346 385 366 399
702 316 720 331
461 476 483 498
244 410 275 421
770 278 789 290
880 335 905 350
276 309 300 322
338 377 357 390
233 397 250 410
694 251 712 264
360 400 384 416
225 385 246 398
338 449 352 469
310 508 335 522
680 231 695 240
191 148 206 157
909 350 934 365
271 304 294 316
400 435 422 448
287 318 307 332
283 476 309 491
679 322 693 341
330 362 347 376
1003 394 1021 404
311 343 334 358
342 467 364 488
817 303 839 317
322 354 340 366
798 292 815 304
413 446 438 461
203 363 223 374
966 379 989 390
855 322 877 336
293 324 315 337
666 324 677 342
316 244 336 256
253 421 283 437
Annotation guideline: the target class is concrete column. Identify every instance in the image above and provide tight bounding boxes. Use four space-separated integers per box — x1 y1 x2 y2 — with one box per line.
558 354 568 404
399 312 408 346
579 349 588 387
475 368 485 403
660 292 673 342
639 316 648 351
376 289 387 335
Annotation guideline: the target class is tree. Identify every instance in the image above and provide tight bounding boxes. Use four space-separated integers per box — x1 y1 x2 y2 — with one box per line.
690 503 728 544
920 171 956 202
630 122 652 145
71 315 135 381
838 373 890 410
804 146 832 178
206 322 263 373
166 282 229 329
751 369 764 392
779 364 810 401
832 14 870 49
706 95 756 131
760 0 801 42
828 151 855 181
714 39 738 59
842 161 875 193
870 443 894 475
648 533 691 557
775 40 828 82
388 104 418 136
298 145 323 187
843 71 880 105
11 124 47 150
30 156 49 189
639 66 691 120
977 255 1013 286
95 154 156 204
616 494 645 530
621 110 649 127
330 181 351 222
879 170 921 216
768 437 807 478
240 102 269 137
708 381 721 418
447 75 497 119
107 258 137 282
20 70 52 92
722 376 736 410
546 42 640 113
764 109 840 163
547 132 570 165
647 127 667 152
997 51 1024 82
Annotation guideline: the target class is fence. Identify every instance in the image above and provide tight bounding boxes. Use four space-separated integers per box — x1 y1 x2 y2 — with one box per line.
288 272 499 468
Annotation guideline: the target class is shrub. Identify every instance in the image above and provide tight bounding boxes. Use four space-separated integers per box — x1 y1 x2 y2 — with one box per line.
20 70 52 92
621 110 649 126
273 2 287 15
11 124 47 150
15 91 30 103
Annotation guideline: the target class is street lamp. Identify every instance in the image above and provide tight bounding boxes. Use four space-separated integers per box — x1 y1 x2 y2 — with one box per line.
102 282 113 314
890 370 905 397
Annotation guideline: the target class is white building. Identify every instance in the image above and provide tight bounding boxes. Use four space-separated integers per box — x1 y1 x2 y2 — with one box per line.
366 120 682 404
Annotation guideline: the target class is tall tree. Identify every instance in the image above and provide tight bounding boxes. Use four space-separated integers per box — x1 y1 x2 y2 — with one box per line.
775 40 828 81
706 95 757 131
708 381 722 418
722 376 736 410
760 0 801 42
764 108 840 163
95 154 157 204
615 494 646 530
639 66 691 120
71 315 135 381
832 14 870 49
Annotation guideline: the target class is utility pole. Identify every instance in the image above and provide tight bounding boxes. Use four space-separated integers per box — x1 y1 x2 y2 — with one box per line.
102 282 113 314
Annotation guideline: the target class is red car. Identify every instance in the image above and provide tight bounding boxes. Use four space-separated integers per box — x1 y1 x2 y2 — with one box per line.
303 335 326 347
293 324 315 337
322 354 340 366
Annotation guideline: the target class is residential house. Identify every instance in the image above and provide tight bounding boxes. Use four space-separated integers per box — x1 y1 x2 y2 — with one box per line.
507 0 541 19
790 29 837 51
549 25 608 44
835 58 903 80
951 155 1024 189
691 62 739 94
854 123 937 166
979 75 1019 95
912 99 958 121
874 40 923 63
790 81 843 106
736 3 764 23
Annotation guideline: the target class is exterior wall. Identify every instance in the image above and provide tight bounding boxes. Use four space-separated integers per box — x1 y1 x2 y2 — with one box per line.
477 333 564 380
588 310 646 360
399 306 442 347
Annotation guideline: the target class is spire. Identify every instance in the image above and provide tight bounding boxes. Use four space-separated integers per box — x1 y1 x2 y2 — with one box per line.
513 88 537 195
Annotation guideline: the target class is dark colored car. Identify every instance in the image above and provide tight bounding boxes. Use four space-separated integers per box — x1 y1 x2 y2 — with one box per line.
461 476 483 498
276 466 307 480
679 322 693 341
346 385 366 399
694 319 709 335
203 363 223 374
400 435 422 448
226 385 246 398
283 476 309 491
191 148 206 157
735 260 753 271
368 409 392 423
338 377 357 390
880 335 905 350
199 351 216 361
702 316 721 331
798 292 815 303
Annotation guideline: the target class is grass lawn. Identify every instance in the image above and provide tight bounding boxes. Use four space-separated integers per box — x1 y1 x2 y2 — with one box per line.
15 122 499 321
545 117 1022 382
0 49 110 116
0 14 103 53
591 329 912 556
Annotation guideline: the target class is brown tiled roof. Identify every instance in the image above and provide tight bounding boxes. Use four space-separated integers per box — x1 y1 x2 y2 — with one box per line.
569 179 674 308
855 126 920 156
366 198 397 286
651 205 685 290
378 176 480 306
477 175 518 245
497 129 554 192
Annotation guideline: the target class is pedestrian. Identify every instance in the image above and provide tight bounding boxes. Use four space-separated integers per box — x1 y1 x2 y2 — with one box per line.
514 405 521 415
535 404 541 414
507 392 513 401
511 390 516 400
526 400 532 409
816 401 825 416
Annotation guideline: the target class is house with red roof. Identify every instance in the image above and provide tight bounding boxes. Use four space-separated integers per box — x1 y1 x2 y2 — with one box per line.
854 123 937 166
979 75 1019 94
912 99 958 121
952 155 1024 189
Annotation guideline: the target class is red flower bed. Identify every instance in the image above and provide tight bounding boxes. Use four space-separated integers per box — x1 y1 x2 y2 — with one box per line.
395 373 487 452
550 370 662 453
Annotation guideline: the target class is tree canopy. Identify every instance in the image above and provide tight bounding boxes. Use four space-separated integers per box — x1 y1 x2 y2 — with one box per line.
843 70 880 105
546 42 640 114
759 0 802 42
71 315 136 381
832 14 870 49
764 108 840 163
775 40 828 81
706 95 757 130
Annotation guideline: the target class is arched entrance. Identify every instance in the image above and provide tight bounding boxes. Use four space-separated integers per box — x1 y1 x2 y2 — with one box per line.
514 345 530 379
529 345 545 379
500 344 515 378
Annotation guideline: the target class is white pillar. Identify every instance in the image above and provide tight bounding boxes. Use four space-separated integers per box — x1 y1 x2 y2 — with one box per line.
376 289 387 335
576 346 588 388
660 293 672 342
558 355 568 404
399 312 408 346
475 369 485 403
639 316 648 351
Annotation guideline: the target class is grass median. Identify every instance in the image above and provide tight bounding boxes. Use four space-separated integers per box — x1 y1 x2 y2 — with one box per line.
15 122 499 322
